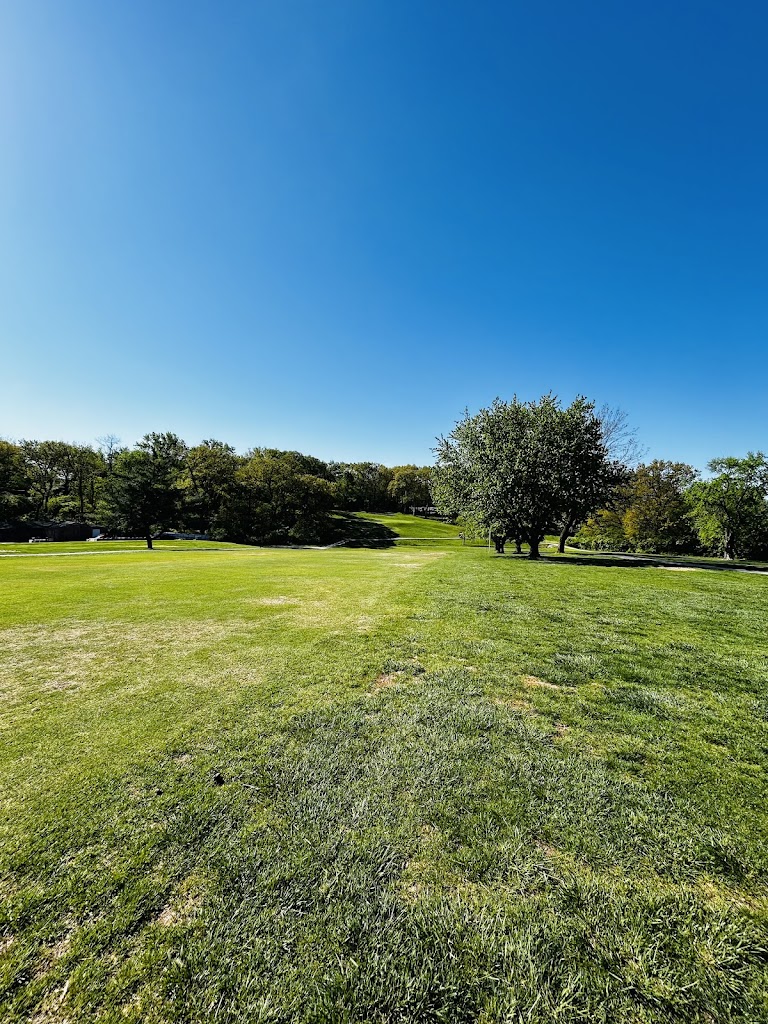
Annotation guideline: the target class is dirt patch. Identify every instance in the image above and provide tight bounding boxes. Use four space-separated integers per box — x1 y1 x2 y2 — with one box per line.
536 841 560 858
155 889 201 928
521 675 559 690
372 672 402 691
662 566 700 572
494 697 533 713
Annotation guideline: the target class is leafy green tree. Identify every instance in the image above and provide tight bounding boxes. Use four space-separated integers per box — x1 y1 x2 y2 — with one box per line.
106 433 187 548
622 461 698 552
19 440 72 517
184 440 241 535
54 445 105 520
687 453 768 559
574 506 631 551
227 450 334 544
0 440 32 520
434 394 616 559
387 465 432 512
330 463 394 511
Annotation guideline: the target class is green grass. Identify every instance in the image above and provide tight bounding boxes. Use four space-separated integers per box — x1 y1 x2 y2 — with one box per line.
0 540 247 555
354 512 461 539
1 518 767 1022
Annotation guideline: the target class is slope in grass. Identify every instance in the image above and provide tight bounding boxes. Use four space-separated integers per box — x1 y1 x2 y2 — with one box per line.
354 511 460 539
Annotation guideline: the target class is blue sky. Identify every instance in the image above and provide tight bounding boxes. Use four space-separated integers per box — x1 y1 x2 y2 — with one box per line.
1 0 766 469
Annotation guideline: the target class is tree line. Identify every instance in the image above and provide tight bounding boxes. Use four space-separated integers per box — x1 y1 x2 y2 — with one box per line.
433 396 768 561
0 436 432 547
3 401 766 560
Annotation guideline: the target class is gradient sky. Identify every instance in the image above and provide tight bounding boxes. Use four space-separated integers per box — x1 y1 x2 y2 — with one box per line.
1 0 766 469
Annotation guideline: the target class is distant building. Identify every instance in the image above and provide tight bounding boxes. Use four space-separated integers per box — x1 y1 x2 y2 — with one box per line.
45 522 100 542
0 521 49 543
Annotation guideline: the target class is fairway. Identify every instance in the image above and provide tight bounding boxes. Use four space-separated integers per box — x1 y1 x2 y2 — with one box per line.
1 526 767 1022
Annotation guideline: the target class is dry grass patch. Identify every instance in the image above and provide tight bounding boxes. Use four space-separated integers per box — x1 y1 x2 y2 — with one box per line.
494 696 533 713
521 674 559 690
372 672 403 692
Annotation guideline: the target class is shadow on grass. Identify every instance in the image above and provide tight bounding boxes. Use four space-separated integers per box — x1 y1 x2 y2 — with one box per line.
327 512 397 548
494 551 768 574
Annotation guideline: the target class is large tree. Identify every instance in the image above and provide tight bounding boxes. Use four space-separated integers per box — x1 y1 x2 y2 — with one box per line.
184 439 241 535
19 440 72 517
434 394 618 559
622 460 699 553
687 453 768 560
106 433 187 548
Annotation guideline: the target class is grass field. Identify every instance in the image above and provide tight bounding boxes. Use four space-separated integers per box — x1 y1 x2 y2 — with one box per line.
1 519 767 1022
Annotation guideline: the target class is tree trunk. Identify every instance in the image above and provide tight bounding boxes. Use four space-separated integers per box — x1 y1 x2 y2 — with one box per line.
723 530 735 560
558 520 573 554
146 534 153 550
515 536 522 554
527 531 541 559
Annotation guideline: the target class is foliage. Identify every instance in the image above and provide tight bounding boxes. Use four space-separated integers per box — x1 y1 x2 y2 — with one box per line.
387 465 433 511
229 449 335 544
622 460 699 553
687 453 768 559
0 440 32 520
106 432 187 547
434 395 620 558
183 439 240 536
329 462 394 511
576 461 699 554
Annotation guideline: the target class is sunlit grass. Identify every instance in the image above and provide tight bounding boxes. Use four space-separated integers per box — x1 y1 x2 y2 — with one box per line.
1 520 766 1022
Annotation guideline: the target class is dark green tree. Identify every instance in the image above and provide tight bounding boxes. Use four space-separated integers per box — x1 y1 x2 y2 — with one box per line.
0 440 32 520
107 433 187 548
184 440 241 535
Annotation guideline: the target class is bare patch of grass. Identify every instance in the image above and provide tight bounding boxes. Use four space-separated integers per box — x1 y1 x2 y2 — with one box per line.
521 674 559 690
372 672 402 691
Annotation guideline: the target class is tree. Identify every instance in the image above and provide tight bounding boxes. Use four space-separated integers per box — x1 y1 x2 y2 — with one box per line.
19 440 72 517
330 463 394 511
184 440 240 535
553 399 628 552
622 460 698 553
388 465 432 512
0 440 32 520
596 404 645 466
106 433 187 548
433 394 617 559
687 453 768 560
227 449 334 544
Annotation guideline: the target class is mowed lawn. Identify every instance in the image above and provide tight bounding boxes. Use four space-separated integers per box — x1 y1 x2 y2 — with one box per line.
1 527 767 1022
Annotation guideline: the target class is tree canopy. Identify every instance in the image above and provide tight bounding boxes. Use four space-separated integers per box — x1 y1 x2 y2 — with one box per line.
433 395 621 559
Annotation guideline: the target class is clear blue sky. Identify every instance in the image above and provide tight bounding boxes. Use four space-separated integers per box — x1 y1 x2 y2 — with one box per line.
1 0 766 469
